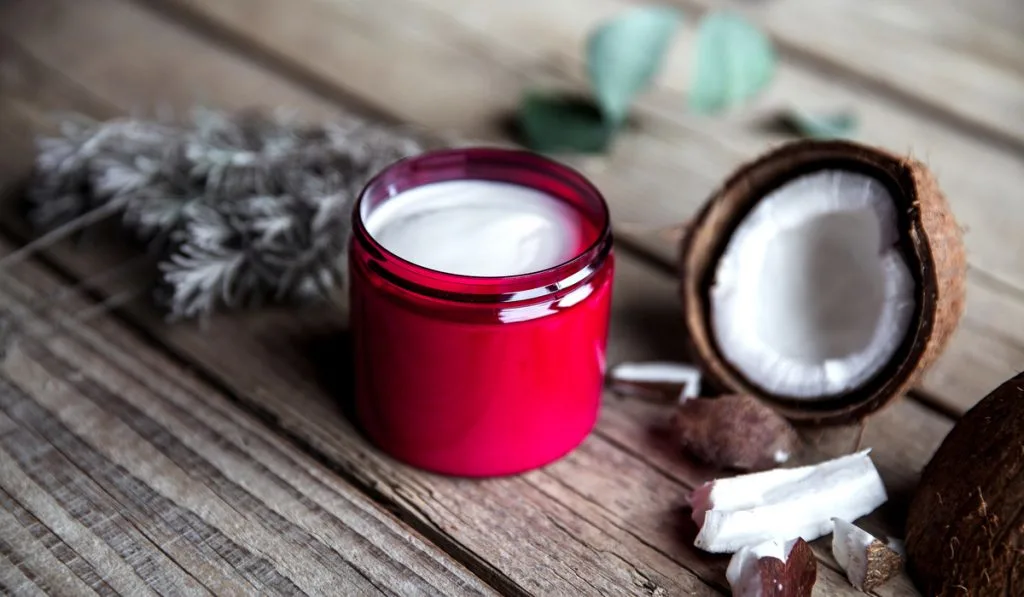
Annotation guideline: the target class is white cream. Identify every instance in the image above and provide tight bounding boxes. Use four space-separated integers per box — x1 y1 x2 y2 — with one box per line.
364 180 583 277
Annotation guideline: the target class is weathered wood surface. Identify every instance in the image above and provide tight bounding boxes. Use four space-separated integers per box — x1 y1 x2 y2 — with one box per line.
0 250 498 596
72 0 1022 416
0 0 1017 595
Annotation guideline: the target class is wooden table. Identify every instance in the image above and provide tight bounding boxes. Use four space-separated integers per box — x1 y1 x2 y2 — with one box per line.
0 0 1020 595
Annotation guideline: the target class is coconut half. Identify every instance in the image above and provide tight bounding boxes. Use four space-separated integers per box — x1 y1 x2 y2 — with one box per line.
680 140 965 424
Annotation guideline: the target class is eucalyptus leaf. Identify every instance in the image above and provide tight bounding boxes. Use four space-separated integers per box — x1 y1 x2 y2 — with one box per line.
586 6 683 124
782 109 858 139
690 12 776 114
517 92 613 154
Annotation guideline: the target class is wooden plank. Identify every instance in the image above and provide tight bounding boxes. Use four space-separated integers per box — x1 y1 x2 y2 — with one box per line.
119 0 1024 416
0 254 499 596
0 486 120 596
0 538 47 597
661 0 1024 149
0 15 942 595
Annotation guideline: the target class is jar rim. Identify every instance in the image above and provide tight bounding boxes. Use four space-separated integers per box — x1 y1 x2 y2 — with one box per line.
351 147 613 303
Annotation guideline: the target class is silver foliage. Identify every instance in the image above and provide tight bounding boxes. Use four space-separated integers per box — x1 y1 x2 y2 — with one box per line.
26 108 425 319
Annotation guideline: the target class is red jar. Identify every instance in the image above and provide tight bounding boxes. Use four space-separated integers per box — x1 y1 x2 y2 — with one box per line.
349 148 615 477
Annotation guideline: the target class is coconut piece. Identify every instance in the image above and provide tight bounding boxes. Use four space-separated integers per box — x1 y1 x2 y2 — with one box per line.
727 538 817 597
831 518 904 590
608 361 701 402
689 449 887 553
672 394 800 471
905 371 1024 596
680 139 966 425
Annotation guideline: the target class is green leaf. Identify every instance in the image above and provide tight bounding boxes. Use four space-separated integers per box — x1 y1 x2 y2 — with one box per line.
690 12 776 114
782 109 858 139
586 6 683 124
517 92 614 154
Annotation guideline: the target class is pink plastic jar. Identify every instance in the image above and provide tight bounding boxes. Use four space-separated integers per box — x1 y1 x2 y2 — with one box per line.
349 148 614 477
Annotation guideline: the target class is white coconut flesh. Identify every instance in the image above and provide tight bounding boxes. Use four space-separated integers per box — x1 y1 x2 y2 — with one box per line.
711 170 916 399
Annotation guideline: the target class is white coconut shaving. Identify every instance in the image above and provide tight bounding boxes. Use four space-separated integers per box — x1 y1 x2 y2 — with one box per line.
710 170 916 398
831 518 876 587
689 449 888 553
608 361 702 401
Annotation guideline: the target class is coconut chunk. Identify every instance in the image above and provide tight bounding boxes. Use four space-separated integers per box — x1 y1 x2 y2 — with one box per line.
831 518 905 590
672 394 800 471
727 538 817 597
608 361 702 401
689 450 887 553
710 170 916 399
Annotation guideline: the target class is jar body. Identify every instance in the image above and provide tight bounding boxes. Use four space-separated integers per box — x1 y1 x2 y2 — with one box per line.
348 148 615 477
349 252 614 476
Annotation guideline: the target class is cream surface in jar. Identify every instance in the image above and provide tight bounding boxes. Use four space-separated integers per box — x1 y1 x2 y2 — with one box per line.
363 180 585 277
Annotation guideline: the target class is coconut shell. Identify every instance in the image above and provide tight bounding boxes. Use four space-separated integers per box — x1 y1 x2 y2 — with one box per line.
680 139 966 425
905 371 1024 596
861 539 904 591
757 538 817 597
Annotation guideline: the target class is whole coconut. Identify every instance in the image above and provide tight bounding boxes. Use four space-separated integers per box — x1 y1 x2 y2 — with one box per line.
905 371 1024 596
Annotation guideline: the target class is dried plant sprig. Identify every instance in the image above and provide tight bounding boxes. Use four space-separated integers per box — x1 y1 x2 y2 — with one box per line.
26 108 426 320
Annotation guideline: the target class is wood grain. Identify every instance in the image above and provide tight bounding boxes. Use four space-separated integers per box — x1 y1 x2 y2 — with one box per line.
0 255 499 596
77 0 1024 415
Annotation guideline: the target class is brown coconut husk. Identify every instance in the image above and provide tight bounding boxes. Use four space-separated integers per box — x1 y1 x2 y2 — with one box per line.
679 139 966 425
758 538 817 597
905 371 1024 596
672 393 801 471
